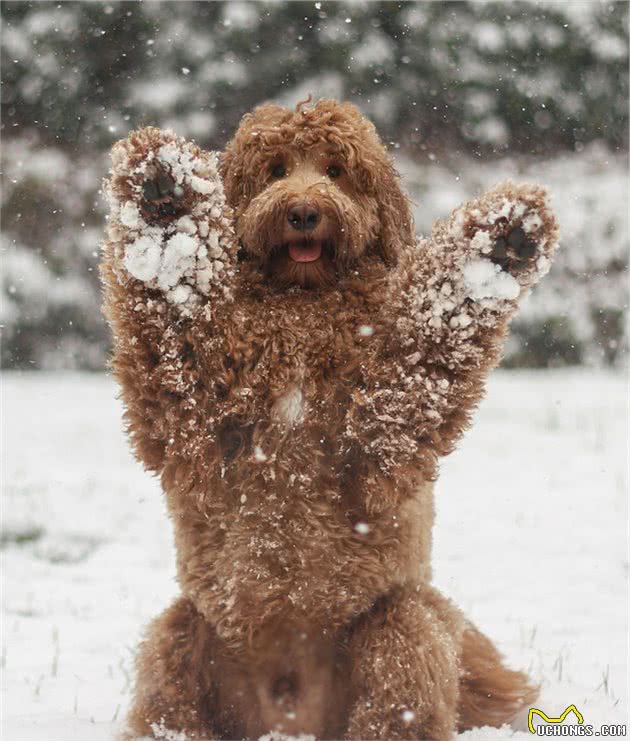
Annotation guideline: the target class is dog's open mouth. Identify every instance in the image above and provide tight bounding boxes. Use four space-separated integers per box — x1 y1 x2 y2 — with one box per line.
266 240 337 288
287 240 323 263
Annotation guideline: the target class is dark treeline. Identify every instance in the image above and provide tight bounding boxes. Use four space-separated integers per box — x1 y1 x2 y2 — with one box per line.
1 1 628 369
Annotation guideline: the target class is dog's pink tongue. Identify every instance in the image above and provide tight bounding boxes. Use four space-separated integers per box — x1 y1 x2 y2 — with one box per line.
288 242 322 263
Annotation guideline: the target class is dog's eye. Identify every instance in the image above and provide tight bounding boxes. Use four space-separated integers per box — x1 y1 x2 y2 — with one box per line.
271 163 286 179
326 164 343 179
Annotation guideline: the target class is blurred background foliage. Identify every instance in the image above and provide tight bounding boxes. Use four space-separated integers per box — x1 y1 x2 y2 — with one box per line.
1 0 628 369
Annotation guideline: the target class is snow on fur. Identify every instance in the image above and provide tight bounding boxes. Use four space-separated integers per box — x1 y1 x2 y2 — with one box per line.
149 720 190 741
106 129 237 314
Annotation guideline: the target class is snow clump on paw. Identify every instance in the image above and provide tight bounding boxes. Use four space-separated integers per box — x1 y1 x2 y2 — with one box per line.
123 233 163 282
463 259 520 303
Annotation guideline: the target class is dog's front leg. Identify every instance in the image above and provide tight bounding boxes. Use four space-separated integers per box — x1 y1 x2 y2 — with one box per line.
392 181 559 377
344 584 463 741
101 127 239 470
345 182 559 470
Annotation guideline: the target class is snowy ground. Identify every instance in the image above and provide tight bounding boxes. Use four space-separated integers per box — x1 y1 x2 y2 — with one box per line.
2 370 628 740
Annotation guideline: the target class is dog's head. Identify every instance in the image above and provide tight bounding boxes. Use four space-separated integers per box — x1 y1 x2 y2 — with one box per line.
220 99 415 289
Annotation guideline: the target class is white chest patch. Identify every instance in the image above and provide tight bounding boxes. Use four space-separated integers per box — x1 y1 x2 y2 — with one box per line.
272 386 306 427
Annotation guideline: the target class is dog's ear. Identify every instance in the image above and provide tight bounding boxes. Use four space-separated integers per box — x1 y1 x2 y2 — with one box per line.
219 135 243 209
326 101 415 266
371 155 415 267
220 104 289 209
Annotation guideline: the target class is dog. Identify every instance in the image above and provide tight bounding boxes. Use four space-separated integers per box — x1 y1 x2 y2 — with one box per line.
101 99 559 740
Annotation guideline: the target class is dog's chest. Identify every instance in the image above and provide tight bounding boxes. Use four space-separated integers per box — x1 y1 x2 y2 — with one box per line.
226 291 373 425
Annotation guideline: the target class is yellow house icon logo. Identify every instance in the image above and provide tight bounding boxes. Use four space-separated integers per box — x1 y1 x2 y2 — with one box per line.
528 704 584 733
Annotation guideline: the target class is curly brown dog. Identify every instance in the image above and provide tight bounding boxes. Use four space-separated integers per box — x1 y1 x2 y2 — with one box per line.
101 99 559 740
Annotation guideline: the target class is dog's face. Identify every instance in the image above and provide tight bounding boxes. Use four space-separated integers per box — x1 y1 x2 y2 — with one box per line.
234 142 380 289
221 100 414 289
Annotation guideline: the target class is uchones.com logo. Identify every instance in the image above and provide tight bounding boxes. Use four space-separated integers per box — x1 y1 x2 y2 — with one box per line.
528 705 627 737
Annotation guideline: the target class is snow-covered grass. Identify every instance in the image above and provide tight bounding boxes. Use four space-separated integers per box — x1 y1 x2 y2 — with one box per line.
2 370 628 740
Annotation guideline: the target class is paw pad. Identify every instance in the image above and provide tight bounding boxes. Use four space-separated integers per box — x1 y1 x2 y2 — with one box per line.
490 226 538 273
141 170 183 220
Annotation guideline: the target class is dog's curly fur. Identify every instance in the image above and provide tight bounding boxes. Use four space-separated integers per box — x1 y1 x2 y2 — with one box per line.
101 100 559 740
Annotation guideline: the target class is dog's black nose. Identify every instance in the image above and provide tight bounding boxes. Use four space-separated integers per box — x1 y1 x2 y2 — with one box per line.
287 202 321 232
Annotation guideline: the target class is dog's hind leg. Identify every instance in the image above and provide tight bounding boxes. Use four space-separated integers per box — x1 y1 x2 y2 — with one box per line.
457 622 539 732
344 584 463 741
126 597 221 740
